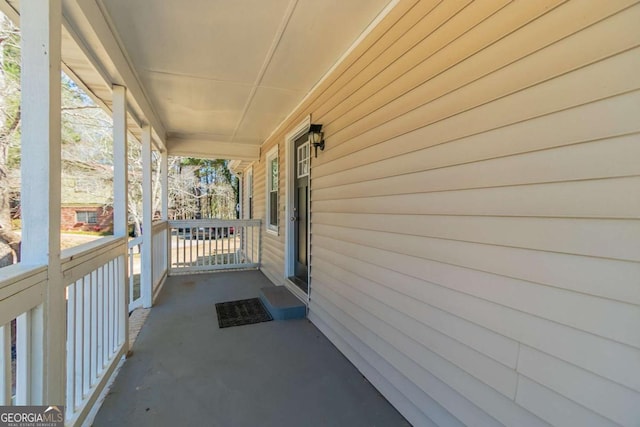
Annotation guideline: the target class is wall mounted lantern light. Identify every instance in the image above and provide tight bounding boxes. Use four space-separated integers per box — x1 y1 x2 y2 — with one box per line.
309 123 324 158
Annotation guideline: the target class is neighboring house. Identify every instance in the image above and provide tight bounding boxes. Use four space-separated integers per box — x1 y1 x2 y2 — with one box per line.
8 161 113 232
60 160 113 232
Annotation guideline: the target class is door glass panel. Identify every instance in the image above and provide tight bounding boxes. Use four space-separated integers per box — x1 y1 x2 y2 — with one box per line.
297 142 310 178
297 185 307 265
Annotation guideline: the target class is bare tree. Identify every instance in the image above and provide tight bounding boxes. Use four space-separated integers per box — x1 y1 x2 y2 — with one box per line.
0 14 21 265
0 12 239 268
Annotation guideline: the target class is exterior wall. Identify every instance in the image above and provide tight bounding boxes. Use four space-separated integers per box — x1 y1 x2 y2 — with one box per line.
240 168 261 264
248 1 640 425
59 162 113 231
248 142 286 286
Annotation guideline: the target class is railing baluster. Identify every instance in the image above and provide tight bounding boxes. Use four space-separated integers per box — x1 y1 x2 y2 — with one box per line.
115 257 121 349
98 266 105 370
170 228 175 270
74 279 84 407
83 275 91 397
106 261 112 360
118 256 125 347
207 228 212 265
0 323 12 405
112 259 118 350
66 284 76 412
91 269 98 385
15 311 31 405
111 259 117 354
129 244 134 307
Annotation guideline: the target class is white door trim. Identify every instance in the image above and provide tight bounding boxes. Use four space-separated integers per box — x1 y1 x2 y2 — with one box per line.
284 115 310 300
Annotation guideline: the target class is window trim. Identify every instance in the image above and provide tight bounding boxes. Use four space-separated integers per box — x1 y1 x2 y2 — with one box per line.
265 146 279 235
76 210 98 224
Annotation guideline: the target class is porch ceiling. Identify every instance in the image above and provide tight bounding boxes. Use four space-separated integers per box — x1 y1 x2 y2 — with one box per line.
94 0 392 159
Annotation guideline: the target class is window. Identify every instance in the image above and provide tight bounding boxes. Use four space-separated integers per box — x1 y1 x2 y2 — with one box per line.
76 210 98 224
247 168 253 219
297 141 310 178
266 146 278 233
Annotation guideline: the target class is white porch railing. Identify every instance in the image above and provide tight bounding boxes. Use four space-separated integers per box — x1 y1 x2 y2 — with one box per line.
2 218 249 424
128 221 169 311
169 219 261 274
0 263 47 406
127 236 143 312
152 221 168 296
61 237 128 426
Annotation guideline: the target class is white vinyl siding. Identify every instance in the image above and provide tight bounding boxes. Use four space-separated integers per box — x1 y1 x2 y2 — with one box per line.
247 143 285 284
256 1 640 425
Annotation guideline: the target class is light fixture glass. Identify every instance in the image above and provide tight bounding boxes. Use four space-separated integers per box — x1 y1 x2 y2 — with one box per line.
309 123 324 157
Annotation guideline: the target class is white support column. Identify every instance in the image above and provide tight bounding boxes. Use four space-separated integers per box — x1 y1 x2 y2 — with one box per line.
20 0 62 405
112 85 129 351
237 173 243 219
112 85 128 238
161 150 168 221
141 125 153 308
161 150 169 279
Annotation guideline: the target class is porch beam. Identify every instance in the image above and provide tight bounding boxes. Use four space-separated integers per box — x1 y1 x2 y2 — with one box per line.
20 0 63 405
141 125 153 308
167 138 260 161
0 0 18 23
112 85 129 350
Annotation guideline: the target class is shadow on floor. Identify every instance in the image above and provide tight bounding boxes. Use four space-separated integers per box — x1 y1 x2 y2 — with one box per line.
92 270 409 427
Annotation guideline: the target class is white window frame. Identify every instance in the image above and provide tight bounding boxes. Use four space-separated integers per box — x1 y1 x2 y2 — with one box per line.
76 210 98 224
266 146 279 234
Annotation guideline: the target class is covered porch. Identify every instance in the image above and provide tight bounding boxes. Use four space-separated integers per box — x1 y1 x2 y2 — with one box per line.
0 1 639 426
0 1 403 424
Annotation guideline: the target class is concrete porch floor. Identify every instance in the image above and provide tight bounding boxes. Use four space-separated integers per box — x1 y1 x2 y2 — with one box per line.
92 271 409 427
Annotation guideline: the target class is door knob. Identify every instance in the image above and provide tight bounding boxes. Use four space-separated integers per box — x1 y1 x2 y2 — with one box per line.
290 216 296 221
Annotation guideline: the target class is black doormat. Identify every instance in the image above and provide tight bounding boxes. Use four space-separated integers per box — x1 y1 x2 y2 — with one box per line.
215 298 273 328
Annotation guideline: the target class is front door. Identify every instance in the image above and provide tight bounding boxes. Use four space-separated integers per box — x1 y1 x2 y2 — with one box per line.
291 133 310 293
